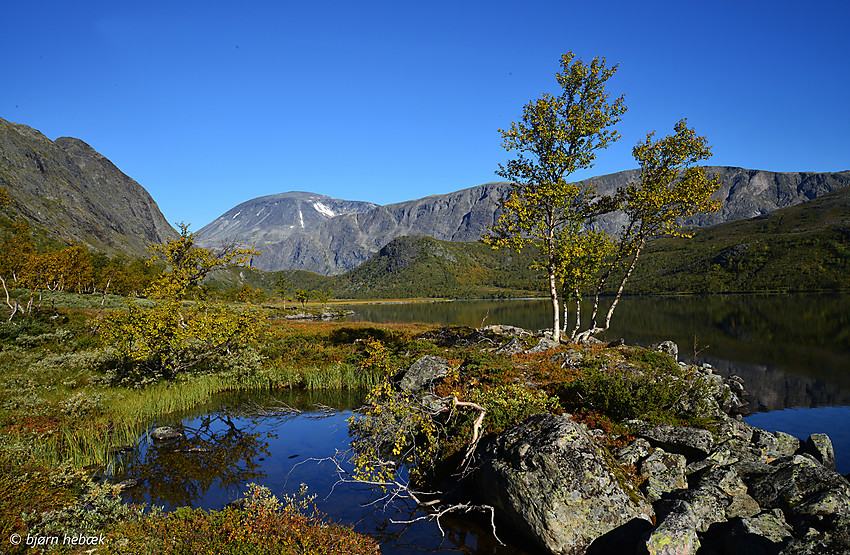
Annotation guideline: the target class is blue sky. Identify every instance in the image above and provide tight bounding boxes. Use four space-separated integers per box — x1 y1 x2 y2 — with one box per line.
3 0 848 230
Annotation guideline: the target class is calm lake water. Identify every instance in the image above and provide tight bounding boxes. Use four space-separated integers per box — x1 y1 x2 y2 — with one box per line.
118 294 850 553
346 294 850 472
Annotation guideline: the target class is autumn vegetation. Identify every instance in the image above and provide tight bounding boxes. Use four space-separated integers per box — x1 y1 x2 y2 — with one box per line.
0 51 814 553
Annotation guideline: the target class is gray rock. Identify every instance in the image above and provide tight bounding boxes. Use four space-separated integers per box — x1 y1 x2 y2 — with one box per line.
525 336 560 353
398 355 451 392
639 425 715 460
644 499 701 555
779 514 850 554
803 433 836 471
150 426 183 442
475 413 654 554
726 493 762 519
651 340 679 362
674 487 729 532
640 448 688 502
724 510 793 554
495 337 524 355
704 437 764 468
698 468 748 497
617 437 653 467
747 455 850 519
753 429 802 459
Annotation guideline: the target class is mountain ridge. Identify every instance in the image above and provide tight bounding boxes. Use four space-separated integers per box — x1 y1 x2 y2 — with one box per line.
0 117 177 255
198 167 850 274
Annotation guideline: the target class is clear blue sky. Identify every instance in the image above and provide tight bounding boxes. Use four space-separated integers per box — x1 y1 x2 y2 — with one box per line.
3 0 848 230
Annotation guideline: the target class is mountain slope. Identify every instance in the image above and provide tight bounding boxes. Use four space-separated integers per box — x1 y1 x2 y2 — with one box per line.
196 191 377 248
207 168 850 274
0 117 177 255
623 185 850 293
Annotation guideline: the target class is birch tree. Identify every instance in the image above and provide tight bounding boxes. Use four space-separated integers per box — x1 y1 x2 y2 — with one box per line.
483 52 626 342
576 119 722 342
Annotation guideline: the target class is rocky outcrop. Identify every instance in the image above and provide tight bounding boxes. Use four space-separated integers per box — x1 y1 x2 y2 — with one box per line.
475 413 654 554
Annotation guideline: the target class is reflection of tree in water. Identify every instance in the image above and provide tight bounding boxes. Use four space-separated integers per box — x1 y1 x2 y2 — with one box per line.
120 409 288 509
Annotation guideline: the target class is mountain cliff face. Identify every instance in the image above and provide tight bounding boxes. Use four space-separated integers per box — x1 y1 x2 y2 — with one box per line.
0 117 177 255
203 167 850 274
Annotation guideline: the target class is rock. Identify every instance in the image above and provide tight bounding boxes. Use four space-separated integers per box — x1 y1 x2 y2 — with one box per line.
803 433 836 471
552 350 583 369
698 468 748 498
150 426 183 442
398 355 451 392
747 455 850 520
651 340 679 361
618 438 653 467
475 413 654 554
483 324 530 336
779 514 850 554
644 499 701 555
640 448 688 502
114 478 139 490
704 437 763 468
717 415 755 443
674 487 729 532
495 337 524 355
726 493 762 519
526 336 560 353
723 510 794 554
753 429 802 459
639 425 715 460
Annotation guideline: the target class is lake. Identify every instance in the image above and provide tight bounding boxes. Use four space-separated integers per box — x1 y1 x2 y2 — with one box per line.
346 294 850 471
117 293 850 553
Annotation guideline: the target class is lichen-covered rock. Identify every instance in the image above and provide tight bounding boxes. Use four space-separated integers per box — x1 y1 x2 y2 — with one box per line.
726 493 761 519
803 433 836 471
618 437 653 467
717 415 755 443
640 425 715 460
475 413 654 554
747 455 850 520
398 355 451 392
704 437 763 468
697 467 748 497
779 514 850 554
526 336 560 353
495 337 524 355
651 340 679 361
640 448 688 502
674 487 729 532
644 500 700 555
723 510 794 554
753 428 802 459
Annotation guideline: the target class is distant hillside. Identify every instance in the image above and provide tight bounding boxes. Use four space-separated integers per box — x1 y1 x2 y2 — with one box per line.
623 185 850 293
202 168 850 274
0 117 176 255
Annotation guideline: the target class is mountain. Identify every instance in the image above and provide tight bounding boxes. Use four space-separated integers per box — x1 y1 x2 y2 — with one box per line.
270 186 850 300
201 167 850 274
196 191 378 247
0 117 177 256
621 184 850 294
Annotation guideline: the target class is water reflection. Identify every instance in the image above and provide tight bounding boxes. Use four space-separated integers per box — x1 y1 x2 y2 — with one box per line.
119 391 531 554
346 293 850 410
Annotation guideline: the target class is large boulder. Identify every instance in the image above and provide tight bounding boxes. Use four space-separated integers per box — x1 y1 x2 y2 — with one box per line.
639 424 715 460
475 413 654 554
747 455 850 520
398 355 451 392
